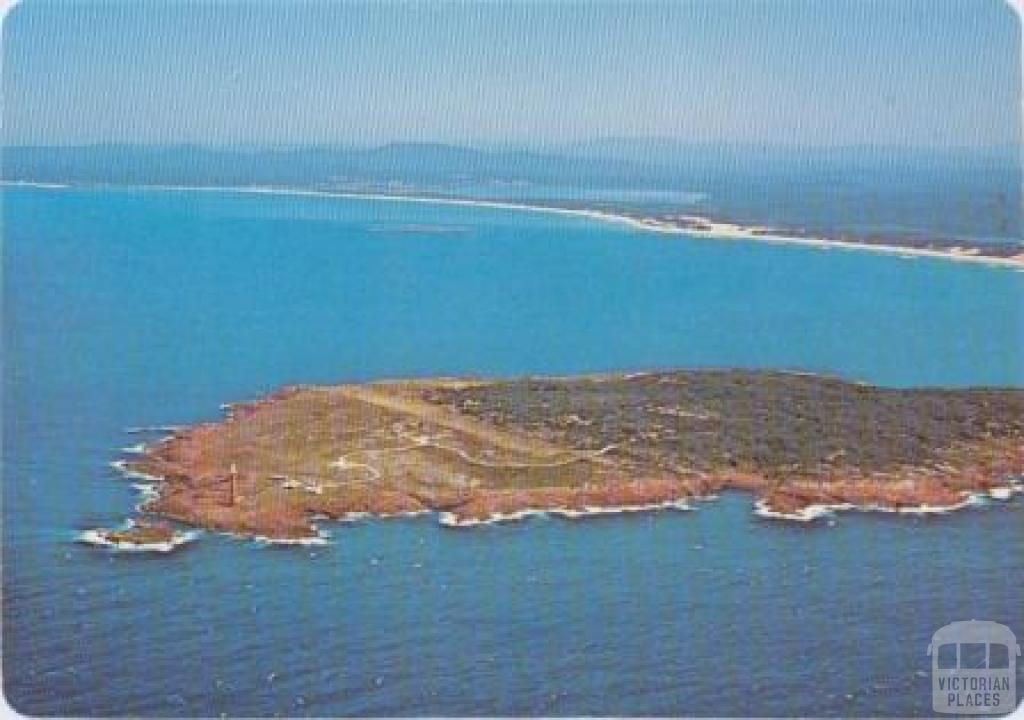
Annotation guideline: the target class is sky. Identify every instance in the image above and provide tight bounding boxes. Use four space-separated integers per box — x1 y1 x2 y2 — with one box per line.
1 0 1020 149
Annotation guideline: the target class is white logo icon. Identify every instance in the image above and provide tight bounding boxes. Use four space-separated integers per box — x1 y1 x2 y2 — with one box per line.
929 620 1019 715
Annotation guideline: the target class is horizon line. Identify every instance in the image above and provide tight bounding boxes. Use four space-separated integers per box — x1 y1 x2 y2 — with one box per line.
3 140 1020 154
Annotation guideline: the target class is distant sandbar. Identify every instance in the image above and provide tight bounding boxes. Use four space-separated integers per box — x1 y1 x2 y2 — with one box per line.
6 181 1023 269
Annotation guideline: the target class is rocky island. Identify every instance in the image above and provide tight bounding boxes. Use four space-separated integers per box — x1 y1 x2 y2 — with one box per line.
109 370 1024 542
78 519 196 551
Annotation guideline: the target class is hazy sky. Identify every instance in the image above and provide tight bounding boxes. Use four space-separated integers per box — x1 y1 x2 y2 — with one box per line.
2 0 1020 148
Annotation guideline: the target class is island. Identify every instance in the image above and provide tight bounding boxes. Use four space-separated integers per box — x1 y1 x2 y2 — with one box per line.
107 370 1024 542
78 519 196 551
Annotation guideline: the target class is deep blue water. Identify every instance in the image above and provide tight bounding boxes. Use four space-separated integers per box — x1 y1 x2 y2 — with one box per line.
3 186 1023 716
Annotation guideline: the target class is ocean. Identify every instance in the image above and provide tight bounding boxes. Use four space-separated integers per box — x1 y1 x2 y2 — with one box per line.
2 185 1022 716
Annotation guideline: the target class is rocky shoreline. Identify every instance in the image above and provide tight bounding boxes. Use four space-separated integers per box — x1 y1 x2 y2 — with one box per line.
110 371 1023 542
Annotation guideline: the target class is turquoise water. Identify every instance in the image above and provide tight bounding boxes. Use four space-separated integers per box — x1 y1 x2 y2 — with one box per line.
3 186 1023 716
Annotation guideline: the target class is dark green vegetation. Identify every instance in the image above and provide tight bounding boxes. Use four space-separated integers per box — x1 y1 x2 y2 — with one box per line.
423 371 1024 480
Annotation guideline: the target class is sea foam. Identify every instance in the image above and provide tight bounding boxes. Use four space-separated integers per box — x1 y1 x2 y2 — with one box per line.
108 460 163 483
753 482 1023 523
438 499 694 528
252 532 332 547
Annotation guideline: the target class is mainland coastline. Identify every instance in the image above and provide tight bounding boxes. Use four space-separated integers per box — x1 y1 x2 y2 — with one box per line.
95 370 1024 545
5 181 1024 269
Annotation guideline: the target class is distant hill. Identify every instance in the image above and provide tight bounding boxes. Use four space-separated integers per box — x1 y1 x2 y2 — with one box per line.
4 140 1016 190
556 137 1020 177
1 142 653 189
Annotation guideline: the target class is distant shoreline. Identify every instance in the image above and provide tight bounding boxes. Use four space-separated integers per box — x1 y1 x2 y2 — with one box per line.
4 180 1024 270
